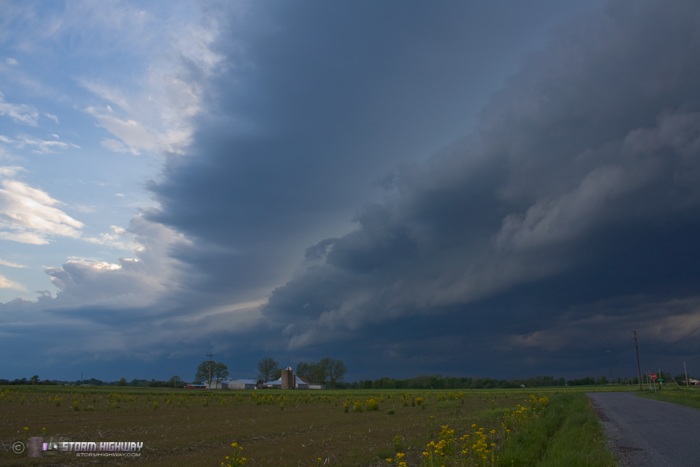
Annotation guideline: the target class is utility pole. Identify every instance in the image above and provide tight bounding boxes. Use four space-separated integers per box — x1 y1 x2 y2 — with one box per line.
206 352 214 389
633 331 642 391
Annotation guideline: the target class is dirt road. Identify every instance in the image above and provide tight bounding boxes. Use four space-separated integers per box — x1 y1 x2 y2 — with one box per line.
588 392 700 467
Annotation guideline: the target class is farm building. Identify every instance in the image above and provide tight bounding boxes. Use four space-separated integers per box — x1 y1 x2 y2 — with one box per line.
225 379 262 390
266 375 310 389
221 367 324 390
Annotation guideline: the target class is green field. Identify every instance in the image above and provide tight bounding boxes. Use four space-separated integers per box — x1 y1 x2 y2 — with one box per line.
1 386 617 466
637 383 700 409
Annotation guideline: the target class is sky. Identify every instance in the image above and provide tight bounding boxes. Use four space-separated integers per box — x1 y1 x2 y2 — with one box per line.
2 0 700 383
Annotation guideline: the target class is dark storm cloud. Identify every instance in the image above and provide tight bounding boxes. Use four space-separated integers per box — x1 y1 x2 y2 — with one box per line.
260 0 700 377
10 0 700 385
147 0 590 305
20 0 693 382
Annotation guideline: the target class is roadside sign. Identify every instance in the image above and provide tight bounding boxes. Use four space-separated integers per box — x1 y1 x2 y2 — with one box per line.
651 373 657 381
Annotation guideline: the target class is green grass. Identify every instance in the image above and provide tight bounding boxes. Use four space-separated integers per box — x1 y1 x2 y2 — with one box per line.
498 393 616 467
636 384 700 409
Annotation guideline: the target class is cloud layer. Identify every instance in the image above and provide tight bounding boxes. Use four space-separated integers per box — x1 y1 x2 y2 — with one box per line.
2 0 700 381
0 178 84 244
257 0 700 375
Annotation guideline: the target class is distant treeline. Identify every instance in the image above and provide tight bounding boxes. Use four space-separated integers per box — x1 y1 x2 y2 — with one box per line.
0 377 186 388
341 374 643 389
1 374 650 388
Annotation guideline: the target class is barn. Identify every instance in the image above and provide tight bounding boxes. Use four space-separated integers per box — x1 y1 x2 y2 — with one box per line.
226 379 260 390
265 375 309 389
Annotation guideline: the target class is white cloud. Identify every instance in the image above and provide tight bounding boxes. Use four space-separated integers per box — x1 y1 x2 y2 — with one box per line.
0 134 78 154
0 230 47 245
0 258 24 268
0 166 24 177
43 215 190 308
43 112 59 124
63 258 122 271
15 134 79 154
0 92 39 126
100 138 132 154
85 107 179 155
76 3 225 157
84 225 139 251
0 273 25 290
78 80 132 112
4 1 225 159
0 179 83 245
82 77 198 155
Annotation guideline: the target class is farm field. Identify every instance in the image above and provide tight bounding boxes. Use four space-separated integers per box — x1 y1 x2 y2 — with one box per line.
0 385 617 466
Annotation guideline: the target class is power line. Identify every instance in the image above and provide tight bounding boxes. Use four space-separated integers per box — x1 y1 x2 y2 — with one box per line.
656 324 700 353
206 353 214 389
634 330 642 391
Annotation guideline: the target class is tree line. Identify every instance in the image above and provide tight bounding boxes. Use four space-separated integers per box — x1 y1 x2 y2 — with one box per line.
3 371 670 389
187 356 348 388
257 356 347 388
341 374 651 390
0 376 187 387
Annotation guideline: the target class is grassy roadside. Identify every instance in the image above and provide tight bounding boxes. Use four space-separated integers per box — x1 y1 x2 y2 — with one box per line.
637 384 700 409
498 392 616 467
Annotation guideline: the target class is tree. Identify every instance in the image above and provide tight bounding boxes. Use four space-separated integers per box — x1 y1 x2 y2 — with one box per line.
169 375 182 388
195 360 229 387
213 363 229 383
296 362 311 381
30 375 40 385
117 377 128 386
195 361 213 386
327 359 346 388
296 358 346 387
257 357 279 382
311 359 330 385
